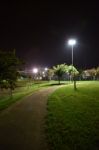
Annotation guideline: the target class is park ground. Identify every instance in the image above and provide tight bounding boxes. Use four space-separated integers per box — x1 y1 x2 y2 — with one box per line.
46 81 99 150
0 81 99 150
0 80 62 111
0 85 61 150
0 80 64 150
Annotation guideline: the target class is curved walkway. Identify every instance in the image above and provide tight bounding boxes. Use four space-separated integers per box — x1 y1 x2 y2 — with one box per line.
0 85 62 150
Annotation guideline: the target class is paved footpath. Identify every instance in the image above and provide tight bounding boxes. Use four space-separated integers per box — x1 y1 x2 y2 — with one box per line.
0 86 61 150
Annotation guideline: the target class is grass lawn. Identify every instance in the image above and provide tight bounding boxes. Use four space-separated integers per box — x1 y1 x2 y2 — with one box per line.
0 80 67 111
0 80 52 111
46 81 99 150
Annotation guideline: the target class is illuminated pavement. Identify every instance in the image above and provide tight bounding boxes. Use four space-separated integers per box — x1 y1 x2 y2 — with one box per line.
0 86 62 150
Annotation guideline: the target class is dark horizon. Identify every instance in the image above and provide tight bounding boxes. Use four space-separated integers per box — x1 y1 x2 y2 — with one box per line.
0 2 99 69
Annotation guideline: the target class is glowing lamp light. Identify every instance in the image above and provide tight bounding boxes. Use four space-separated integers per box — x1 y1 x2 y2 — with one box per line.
45 67 48 71
68 39 77 65
33 68 38 74
68 39 76 46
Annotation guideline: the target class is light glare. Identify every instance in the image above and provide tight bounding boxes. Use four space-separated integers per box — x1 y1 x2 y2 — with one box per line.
33 68 38 74
68 39 76 46
45 67 48 71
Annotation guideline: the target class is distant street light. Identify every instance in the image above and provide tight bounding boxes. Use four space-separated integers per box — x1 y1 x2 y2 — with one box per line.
33 68 38 74
33 68 38 81
68 39 76 66
45 67 48 71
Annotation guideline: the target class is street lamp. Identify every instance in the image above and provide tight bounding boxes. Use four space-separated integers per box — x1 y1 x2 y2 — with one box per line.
33 68 38 80
33 68 38 74
45 67 48 71
68 39 76 66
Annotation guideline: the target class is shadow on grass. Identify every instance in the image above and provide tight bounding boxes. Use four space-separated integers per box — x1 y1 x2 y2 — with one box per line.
40 82 68 87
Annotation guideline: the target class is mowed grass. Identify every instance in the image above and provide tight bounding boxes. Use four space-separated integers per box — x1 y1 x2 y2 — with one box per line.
0 85 38 111
0 80 67 111
46 81 99 150
0 80 51 111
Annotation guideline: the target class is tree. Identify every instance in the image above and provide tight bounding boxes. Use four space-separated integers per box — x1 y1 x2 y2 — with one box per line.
53 64 67 84
0 50 21 97
88 68 96 80
68 65 79 90
47 69 54 81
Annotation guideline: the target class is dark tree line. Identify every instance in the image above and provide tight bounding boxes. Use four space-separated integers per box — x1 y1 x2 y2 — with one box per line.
0 50 21 97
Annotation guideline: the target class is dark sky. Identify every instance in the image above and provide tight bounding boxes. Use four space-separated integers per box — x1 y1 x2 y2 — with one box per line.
0 1 99 69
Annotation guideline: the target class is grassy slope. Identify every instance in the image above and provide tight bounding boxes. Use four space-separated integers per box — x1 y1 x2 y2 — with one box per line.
0 86 38 111
46 81 99 150
0 81 50 111
0 80 67 111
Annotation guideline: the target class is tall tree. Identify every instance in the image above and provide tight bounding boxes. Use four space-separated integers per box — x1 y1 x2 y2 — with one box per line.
0 50 21 97
53 64 67 84
68 65 79 90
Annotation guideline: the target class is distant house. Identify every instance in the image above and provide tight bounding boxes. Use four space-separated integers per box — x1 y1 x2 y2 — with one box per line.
82 70 91 80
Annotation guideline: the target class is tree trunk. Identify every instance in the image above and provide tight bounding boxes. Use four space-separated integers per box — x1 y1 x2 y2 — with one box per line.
74 80 77 90
93 76 95 80
73 74 77 91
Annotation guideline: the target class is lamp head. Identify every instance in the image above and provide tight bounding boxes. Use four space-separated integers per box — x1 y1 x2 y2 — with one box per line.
33 68 38 74
68 39 76 46
45 67 48 71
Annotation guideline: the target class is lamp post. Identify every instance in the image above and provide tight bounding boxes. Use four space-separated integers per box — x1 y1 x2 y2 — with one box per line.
68 39 77 90
44 67 48 80
33 68 38 80
68 39 76 66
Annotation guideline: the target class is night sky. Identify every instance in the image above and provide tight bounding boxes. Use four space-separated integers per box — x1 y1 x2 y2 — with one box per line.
0 1 99 69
